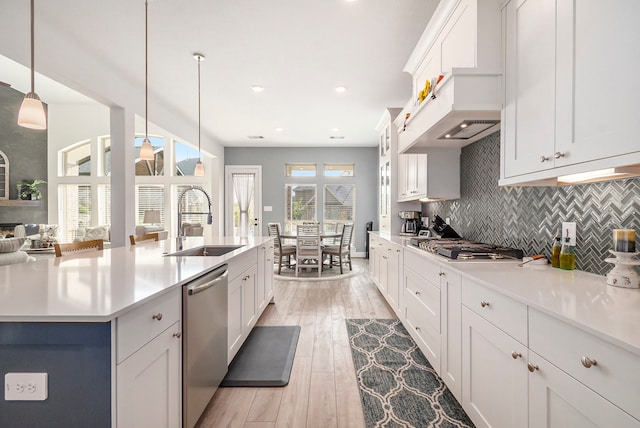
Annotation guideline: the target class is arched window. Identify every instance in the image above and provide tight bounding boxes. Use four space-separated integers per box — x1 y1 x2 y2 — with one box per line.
0 150 8 200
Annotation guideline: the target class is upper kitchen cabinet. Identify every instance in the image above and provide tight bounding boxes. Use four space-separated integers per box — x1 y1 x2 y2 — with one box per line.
500 0 640 186
376 109 420 234
397 149 461 202
397 0 503 154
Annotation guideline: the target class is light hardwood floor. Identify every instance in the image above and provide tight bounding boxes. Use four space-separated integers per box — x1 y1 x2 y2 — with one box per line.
197 259 394 428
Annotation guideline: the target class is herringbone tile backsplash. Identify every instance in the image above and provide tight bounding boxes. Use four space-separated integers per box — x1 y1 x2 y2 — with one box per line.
422 132 640 275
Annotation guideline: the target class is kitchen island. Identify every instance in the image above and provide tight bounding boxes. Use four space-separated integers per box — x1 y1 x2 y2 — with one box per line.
370 232 640 428
0 234 275 427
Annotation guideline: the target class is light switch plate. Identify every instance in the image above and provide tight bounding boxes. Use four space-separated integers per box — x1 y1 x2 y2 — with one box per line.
562 222 577 246
263 206 272 212
5 373 48 401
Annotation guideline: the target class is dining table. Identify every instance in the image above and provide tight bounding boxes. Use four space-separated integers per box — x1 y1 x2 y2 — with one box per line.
279 231 341 241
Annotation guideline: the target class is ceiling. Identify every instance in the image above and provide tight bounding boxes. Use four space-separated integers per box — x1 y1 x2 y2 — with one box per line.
1 0 439 148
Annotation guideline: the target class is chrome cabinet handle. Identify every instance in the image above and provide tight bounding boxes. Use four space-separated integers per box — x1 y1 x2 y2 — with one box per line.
152 313 163 321
415 326 421 332
554 152 565 159
173 332 182 339
415 291 421 296
581 356 597 368
511 351 522 359
539 156 550 163
480 301 490 308
528 363 539 372
438 272 445 276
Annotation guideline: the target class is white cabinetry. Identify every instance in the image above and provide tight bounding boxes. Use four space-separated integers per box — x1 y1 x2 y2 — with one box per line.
227 247 262 364
461 279 528 428
257 241 274 313
368 235 403 317
397 149 460 202
501 0 640 185
376 109 420 235
116 288 182 428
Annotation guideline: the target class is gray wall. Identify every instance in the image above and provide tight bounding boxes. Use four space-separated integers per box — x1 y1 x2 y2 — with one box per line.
0 86 48 224
225 147 378 254
422 131 640 275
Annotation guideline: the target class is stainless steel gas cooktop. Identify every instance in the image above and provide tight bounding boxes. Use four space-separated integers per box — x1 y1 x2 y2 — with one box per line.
409 237 524 262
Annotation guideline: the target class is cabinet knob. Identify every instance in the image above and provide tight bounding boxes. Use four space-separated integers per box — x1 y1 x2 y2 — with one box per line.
511 351 522 359
539 156 550 163
480 301 490 308
152 313 163 321
415 291 421 296
527 363 539 372
173 332 182 339
554 151 565 159
415 326 421 332
581 356 597 368
438 272 445 276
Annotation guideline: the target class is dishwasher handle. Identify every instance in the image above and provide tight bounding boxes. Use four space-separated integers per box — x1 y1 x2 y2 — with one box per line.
187 270 228 296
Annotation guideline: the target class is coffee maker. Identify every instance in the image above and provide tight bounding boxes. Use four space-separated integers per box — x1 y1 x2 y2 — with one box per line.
399 211 421 236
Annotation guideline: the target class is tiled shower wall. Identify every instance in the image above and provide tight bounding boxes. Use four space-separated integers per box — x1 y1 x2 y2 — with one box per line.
422 132 640 275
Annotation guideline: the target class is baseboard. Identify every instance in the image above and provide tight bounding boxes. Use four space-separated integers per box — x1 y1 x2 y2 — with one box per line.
352 252 365 258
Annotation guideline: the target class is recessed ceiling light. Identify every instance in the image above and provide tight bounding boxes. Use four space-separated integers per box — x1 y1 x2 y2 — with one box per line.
444 134 451 138
332 128 340 132
460 123 468 128
275 127 283 132
251 85 264 93
248 135 264 139
335 86 347 93
330 136 345 140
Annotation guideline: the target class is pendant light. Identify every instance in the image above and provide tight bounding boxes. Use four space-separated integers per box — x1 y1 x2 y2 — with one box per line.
17 0 47 130
193 52 205 177
139 0 154 161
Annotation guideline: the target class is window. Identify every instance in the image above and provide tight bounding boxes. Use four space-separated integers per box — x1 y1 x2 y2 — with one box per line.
102 137 111 176
285 163 316 177
136 185 165 225
135 136 164 176
62 141 91 176
284 184 317 232
59 184 92 242
324 163 354 177
323 184 355 230
175 140 201 176
0 150 8 200
98 185 112 226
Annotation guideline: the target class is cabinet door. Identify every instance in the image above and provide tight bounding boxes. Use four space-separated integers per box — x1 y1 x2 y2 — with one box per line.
256 245 270 312
440 267 462 402
503 0 556 177
228 275 244 363
242 266 258 334
529 351 640 428
116 321 182 428
554 0 640 166
397 154 409 200
378 247 389 295
386 246 402 315
462 307 528 428
415 154 428 198
264 242 274 303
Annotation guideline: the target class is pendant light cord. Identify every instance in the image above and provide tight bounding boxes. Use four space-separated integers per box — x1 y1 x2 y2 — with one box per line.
30 0 35 94
144 0 149 139
197 56 201 158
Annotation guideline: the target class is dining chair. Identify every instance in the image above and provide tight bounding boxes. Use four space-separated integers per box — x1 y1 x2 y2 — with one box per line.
268 223 296 274
296 224 322 277
129 232 160 245
322 223 354 274
54 239 104 257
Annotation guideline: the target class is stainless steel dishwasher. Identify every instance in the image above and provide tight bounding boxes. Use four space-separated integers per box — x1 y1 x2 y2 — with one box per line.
182 264 228 428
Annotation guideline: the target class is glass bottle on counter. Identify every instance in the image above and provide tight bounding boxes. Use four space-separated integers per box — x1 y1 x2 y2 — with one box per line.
551 228 562 268
559 235 575 270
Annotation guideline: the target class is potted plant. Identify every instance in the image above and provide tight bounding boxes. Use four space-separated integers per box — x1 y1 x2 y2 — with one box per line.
18 179 47 200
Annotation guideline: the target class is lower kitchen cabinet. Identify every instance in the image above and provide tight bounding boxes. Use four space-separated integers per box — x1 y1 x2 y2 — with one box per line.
242 265 258 334
439 265 462 401
368 236 403 317
461 307 528 428
257 242 275 312
528 350 640 428
116 320 182 428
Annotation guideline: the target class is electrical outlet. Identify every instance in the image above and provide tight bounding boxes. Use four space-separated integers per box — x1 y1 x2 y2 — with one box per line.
5 373 48 401
445 217 451 225
562 222 577 246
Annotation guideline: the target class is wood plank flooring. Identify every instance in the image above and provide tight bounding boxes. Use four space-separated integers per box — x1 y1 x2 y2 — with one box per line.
197 259 394 428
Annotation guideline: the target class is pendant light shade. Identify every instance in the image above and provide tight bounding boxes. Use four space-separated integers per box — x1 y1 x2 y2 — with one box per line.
18 0 46 130
139 0 154 161
193 52 205 177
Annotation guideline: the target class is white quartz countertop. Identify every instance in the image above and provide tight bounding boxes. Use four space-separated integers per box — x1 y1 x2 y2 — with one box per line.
371 232 640 354
0 235 273 323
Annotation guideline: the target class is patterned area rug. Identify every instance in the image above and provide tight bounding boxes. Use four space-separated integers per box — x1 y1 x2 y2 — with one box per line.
274 264 363 282
346 319 474 428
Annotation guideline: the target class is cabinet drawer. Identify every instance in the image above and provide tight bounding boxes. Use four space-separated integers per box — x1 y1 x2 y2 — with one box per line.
405 266 441 329
404 250 441 286
461 278 527 344
529 309 640 421
405 290 440 370
116 288 181 364
227 247 257 281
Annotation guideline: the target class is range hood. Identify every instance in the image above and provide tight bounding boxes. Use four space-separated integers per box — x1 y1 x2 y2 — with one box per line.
395 0 503 154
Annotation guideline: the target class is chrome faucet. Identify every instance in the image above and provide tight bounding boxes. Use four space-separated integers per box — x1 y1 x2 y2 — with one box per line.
177 186 213 247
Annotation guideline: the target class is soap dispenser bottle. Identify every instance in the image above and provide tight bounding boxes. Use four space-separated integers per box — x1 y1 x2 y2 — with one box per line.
559 231 575 270
551 228 562 268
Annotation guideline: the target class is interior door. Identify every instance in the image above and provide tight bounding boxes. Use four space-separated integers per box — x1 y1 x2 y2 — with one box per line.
225 166 262 237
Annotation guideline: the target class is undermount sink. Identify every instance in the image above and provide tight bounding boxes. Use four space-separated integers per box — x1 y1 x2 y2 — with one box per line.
166 245 245 257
